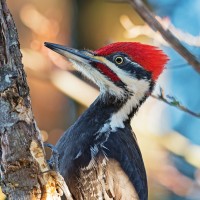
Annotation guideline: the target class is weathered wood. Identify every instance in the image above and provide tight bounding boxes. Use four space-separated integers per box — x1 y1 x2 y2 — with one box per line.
0 0 68 199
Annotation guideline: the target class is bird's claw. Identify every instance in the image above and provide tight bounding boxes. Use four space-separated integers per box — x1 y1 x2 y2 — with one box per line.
44 143 59 172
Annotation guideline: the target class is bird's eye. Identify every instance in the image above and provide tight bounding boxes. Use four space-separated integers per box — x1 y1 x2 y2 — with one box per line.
114 56 124 65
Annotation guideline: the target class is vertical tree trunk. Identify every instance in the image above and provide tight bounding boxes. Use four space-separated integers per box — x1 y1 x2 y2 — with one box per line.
0 0 68 199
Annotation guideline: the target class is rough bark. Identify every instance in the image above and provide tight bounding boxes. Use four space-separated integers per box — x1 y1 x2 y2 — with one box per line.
0 0 68 199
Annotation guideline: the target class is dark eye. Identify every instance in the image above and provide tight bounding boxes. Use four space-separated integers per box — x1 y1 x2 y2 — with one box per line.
114 56 124 65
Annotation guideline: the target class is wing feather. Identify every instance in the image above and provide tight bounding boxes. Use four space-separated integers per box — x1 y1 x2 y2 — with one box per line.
104 158 139 200
103 127 148 200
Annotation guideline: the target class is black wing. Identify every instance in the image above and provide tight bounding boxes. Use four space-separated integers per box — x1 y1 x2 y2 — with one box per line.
103 127 148 200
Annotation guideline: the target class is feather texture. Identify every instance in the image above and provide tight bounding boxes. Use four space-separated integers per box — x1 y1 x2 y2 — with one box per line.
95 42 168 80
55 97 148 200
46 42 168 200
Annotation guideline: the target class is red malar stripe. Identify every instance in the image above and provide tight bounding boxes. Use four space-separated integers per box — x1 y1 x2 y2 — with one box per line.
95 63 120 82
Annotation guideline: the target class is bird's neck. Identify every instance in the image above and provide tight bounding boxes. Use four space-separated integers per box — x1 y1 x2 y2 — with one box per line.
98 94 144 132
86 84 154 133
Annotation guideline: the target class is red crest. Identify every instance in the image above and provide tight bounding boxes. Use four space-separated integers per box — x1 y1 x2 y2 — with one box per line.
95 42 169 80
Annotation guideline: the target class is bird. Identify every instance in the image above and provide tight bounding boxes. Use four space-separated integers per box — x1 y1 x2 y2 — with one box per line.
44 42 168 200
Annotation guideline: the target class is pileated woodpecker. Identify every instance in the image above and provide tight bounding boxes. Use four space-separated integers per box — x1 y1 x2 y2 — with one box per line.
45 42 168 200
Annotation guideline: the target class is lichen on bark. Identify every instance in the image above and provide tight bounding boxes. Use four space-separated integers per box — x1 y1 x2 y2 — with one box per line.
0 0 67 199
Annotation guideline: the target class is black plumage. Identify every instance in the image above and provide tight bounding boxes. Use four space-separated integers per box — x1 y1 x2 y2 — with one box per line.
55 94 150 200
44 41 168 200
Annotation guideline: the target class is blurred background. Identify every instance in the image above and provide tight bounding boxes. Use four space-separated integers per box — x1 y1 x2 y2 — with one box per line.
1 0 200 199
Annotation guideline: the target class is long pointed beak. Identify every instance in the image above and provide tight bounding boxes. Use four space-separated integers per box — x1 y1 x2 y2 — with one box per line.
44 42 101 64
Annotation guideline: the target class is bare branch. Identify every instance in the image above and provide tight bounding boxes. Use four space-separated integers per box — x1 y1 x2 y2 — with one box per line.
126 0 200 74
120 15 200 47
120 15 167 45
151 88 200 118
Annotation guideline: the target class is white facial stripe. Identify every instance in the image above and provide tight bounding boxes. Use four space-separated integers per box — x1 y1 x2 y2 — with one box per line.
72 56 150 131
110 79 150 131
95 56 126 77
94 56 150 130
70 59 124 96
95 56 139 83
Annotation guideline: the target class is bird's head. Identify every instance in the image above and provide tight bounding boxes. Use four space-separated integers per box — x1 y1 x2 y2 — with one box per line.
45 42 168 102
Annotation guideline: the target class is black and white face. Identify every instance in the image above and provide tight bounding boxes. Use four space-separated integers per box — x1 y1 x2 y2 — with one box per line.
44 42 153 102
105 52 152 81
92 52 153 99
45 41 167 131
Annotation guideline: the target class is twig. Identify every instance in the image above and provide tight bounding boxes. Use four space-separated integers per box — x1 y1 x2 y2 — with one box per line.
114 0 200 74
120 15 200 47
151 88 200 118
128 0 200 73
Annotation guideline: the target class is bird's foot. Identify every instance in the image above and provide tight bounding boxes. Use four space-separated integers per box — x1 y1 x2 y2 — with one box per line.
44 143 59 172
44 143 73 199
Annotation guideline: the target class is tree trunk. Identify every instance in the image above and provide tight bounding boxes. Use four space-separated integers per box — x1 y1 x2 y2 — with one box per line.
0 0 69 199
